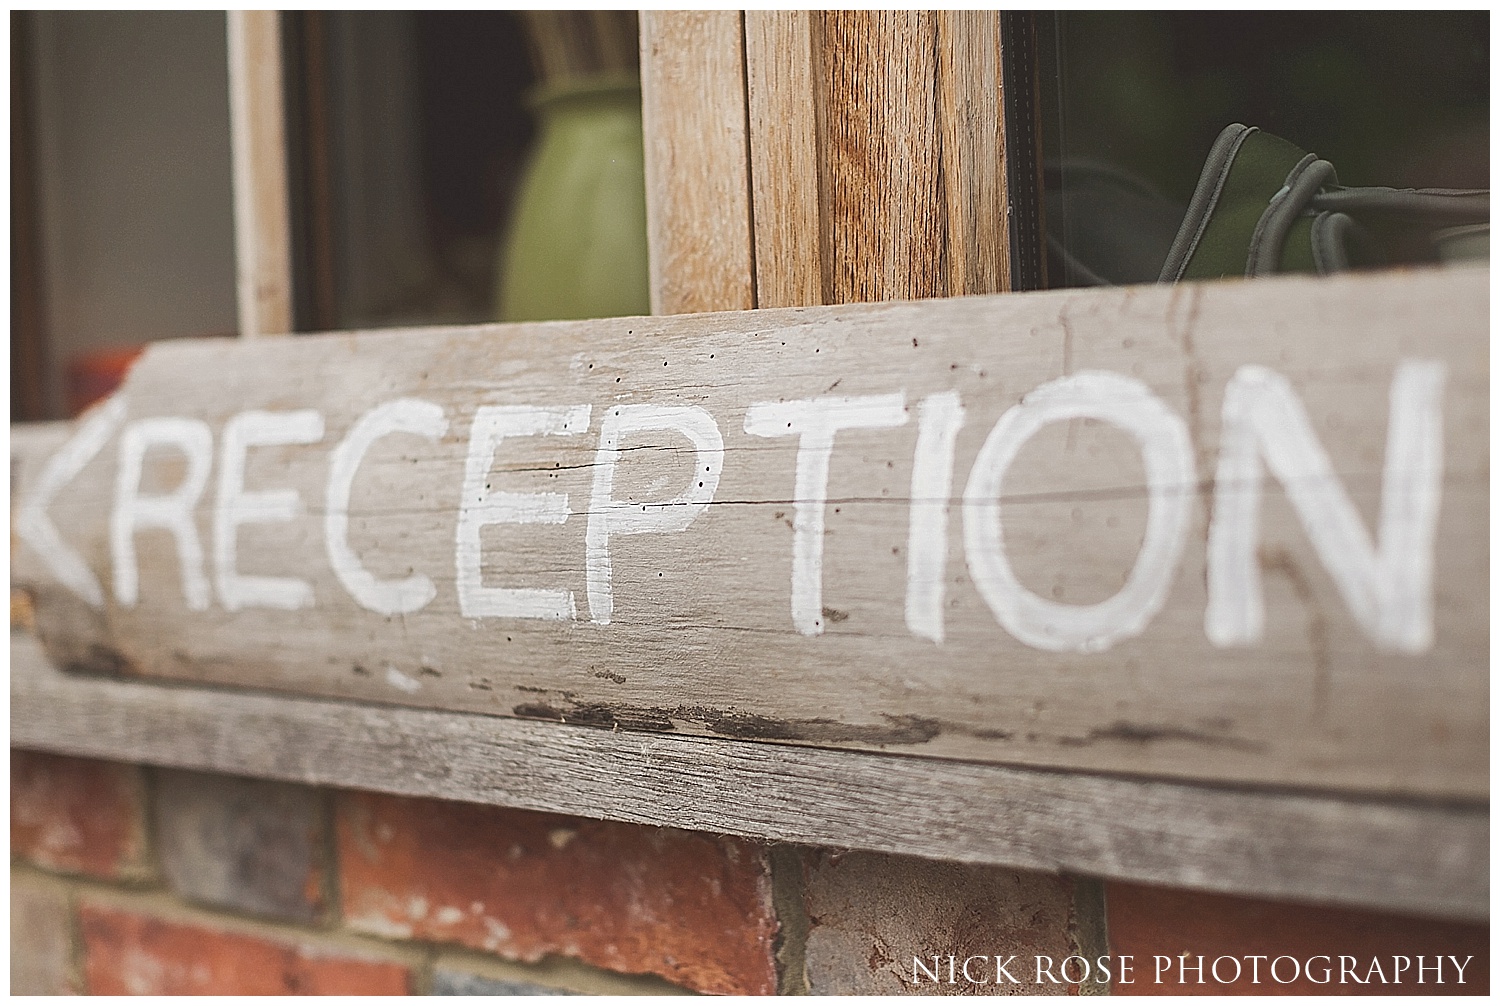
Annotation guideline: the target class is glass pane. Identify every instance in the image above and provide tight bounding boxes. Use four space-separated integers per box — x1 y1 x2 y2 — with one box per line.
1040 12 1489 287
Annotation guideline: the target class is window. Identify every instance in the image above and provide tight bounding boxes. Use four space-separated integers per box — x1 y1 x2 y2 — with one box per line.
1039 12 1489 286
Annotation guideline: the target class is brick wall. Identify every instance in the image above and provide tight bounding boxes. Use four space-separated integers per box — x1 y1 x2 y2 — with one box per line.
10 749 1488 995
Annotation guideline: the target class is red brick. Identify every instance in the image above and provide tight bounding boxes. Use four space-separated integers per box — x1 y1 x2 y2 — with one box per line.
11 751 149 880
335 792 777 994
78 902 411 995
1106 881 1488 995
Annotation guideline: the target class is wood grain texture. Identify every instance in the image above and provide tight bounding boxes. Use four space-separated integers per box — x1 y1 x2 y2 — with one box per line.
744 11 1013 306
821 11 945 303
10 268 1487 800
11 633 1485 922
227 10 293 338
744 11 824 309
935 12 1008 297
640 11 756 316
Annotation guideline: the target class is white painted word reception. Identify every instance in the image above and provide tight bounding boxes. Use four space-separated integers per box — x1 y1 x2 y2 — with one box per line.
13 268 1486 808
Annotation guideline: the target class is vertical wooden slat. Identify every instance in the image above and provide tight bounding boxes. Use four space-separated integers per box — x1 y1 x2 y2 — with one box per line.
639 11 755 316
744 10 1017 308
936 12 1009 297
743 11 824 310
227 10 293 338
820 11 944 304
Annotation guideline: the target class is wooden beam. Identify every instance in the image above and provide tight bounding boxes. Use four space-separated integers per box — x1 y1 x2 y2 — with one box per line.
820 11 946 303
11 633 1485 922
227 10 293 338
11 267 1488 801
639 12 756 316
743 11 1014 307
743 11 824 309
935 12 1009 297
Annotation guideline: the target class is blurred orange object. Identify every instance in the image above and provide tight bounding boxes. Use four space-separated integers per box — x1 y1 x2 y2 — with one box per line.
66 346 144 418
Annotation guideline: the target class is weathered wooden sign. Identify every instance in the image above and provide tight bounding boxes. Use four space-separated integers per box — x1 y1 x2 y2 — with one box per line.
12 268 1487 800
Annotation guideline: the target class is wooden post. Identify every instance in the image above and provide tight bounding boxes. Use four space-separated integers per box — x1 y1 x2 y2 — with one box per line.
742 11 824 310
935 12 1009 298
743 11 1013 308
648 12 1017 313
227 10 293 338
639 12 756 316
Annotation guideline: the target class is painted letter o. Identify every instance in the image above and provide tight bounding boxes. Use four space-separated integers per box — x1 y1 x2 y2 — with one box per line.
962 371 1195 653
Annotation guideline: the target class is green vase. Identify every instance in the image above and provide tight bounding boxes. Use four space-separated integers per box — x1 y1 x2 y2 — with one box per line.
495 74 650 322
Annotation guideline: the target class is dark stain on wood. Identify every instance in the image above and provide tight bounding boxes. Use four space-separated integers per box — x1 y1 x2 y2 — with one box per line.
64 644 138 679
511 699 944 747
1058 720 1265 753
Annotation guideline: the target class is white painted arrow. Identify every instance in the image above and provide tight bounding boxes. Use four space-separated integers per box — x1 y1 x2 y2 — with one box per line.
16 395 127 608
